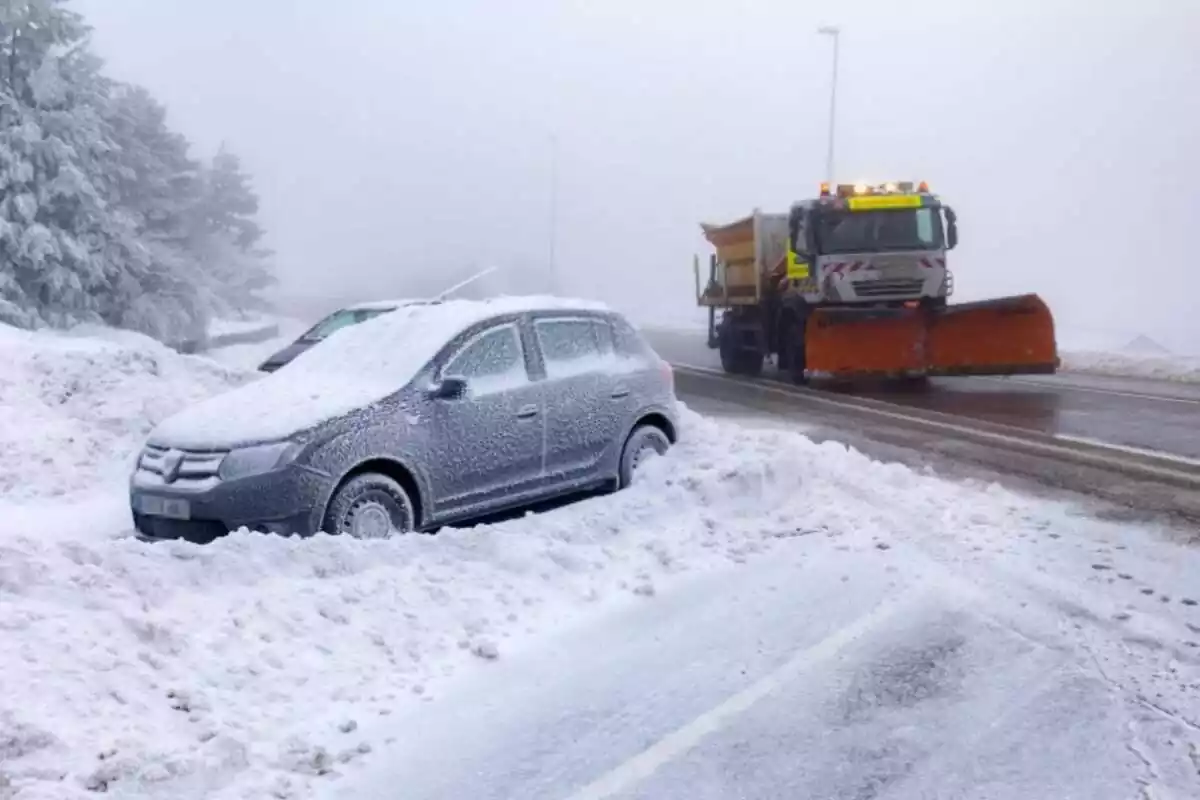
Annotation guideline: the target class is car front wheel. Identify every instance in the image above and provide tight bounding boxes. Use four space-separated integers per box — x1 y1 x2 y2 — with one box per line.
618 424 671 489
323 472 415 538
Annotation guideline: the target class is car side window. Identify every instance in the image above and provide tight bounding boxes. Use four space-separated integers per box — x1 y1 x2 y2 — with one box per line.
443 323 527 395
592 319 614 355
535 318 605 378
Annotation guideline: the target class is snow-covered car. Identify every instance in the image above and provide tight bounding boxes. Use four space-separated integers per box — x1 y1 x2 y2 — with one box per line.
256 298 431 373
130 296 679 542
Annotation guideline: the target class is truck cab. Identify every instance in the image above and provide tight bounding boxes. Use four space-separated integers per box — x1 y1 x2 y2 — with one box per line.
787 181 958 308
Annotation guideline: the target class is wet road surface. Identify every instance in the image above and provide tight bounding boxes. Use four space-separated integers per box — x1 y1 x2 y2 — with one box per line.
643 328 1200 461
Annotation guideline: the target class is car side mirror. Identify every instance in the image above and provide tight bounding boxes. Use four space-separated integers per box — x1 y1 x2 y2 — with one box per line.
430 376 468 400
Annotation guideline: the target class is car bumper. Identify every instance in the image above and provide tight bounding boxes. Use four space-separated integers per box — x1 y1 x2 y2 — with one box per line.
130 465 329 544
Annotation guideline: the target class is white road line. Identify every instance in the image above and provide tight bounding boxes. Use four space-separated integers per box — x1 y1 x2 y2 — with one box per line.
671 363 1200 484
1053 434 1200 468
978 375 1200 406
560 593 916 800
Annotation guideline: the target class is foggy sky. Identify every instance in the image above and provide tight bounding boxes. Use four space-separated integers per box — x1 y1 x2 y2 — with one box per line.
76 0 1199 351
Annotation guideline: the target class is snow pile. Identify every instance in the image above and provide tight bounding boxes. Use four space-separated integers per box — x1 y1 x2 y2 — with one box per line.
1061 349 1200 383
0 399 1128 800
150 295 607 448
0 324 249 505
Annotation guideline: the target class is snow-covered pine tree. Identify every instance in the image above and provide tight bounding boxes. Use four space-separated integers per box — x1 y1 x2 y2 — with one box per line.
101 83 211 344
0 0 122 329
0 1 274 342
189 144 275 316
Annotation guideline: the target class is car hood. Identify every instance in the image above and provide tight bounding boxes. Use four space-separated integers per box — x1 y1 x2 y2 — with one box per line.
148 369 407 451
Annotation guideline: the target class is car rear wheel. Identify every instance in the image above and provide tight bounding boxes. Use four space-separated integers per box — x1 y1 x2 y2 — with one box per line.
323 472 415 538
618 424 671 489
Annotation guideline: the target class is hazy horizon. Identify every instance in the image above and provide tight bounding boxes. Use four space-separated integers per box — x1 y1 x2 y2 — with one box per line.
75 0 1199 352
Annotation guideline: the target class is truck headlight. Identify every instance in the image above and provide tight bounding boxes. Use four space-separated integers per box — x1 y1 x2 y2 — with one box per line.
218 441 302 481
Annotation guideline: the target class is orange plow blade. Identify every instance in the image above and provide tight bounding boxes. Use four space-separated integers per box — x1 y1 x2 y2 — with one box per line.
805 294 1059 380
926 294 1058 376
805 306 927 379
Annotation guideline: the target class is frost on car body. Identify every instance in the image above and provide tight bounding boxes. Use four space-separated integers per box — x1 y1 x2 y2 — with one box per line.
129 296 679 543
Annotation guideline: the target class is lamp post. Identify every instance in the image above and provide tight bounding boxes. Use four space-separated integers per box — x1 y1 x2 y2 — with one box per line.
817 25 840 187
548 133 559 294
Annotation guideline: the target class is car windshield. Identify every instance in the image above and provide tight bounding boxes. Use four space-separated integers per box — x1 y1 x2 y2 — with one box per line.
298 307 394 342
816 208 944 254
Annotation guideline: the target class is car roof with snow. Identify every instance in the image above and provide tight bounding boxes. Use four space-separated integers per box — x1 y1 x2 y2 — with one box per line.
343 298 432 312
151 295 614 449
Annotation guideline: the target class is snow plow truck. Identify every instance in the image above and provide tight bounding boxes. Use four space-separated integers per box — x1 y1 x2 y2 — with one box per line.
694 181 1059 382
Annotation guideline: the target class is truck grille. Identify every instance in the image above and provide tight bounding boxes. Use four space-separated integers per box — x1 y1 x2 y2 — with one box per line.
851 279 925 298
137 445 227 489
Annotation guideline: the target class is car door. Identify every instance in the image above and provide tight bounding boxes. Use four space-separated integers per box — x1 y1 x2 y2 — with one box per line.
533 314 625 485
425 319 547 516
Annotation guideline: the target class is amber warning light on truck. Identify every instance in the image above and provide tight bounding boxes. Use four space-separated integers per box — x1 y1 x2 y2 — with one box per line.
820 180 928 198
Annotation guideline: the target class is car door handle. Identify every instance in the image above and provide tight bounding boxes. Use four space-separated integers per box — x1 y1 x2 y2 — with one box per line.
610 388 631 399
516 404 539 419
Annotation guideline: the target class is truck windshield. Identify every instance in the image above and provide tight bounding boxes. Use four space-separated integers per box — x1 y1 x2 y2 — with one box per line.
816 208 944 254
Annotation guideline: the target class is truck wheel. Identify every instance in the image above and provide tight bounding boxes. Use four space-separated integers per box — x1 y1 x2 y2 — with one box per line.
778 314 808 384
739 348 763 376
719 326 763 376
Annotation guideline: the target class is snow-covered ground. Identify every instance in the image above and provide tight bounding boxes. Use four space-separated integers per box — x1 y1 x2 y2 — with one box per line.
0 324 249 512
2 322 1198 799
1060 349 1200 384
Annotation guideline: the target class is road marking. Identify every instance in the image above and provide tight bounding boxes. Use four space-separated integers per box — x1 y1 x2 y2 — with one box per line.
1053 434 1200 468
978 375 1200 406
671 363 1200 487
561 592 916 800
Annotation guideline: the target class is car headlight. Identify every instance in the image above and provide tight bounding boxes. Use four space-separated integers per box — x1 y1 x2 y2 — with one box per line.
218 441 303 481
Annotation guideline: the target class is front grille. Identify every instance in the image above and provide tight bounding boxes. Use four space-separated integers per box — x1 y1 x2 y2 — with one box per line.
137 445 227 489
851 279 925 298
133 513 228 544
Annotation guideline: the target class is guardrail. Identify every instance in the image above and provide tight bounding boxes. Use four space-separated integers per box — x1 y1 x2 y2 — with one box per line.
172 323 282 355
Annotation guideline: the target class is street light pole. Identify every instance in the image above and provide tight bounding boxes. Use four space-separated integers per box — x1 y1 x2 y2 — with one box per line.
548 133 559 295
817 25 840 187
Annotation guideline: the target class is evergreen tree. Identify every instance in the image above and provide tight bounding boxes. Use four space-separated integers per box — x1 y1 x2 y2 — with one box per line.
102 83 210 342
190 144 275 315
0 0 124 328
0 0 276 343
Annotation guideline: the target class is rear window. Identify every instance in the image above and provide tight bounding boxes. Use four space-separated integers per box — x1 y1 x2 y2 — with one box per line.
534 317 607 378
610 316 653 358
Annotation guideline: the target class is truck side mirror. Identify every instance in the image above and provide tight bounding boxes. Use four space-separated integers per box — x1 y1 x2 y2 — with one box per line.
944 207 958 250
788 208 815 255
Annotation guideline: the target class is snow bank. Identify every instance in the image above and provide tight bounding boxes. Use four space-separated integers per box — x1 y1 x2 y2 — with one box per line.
0 395 1131 800
1061 349 1200 384
0 324 249 507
